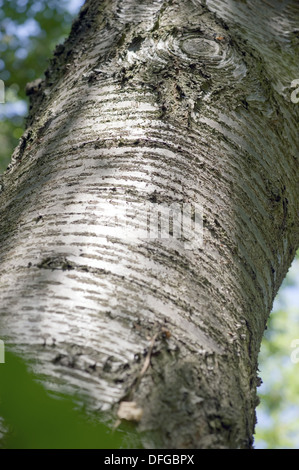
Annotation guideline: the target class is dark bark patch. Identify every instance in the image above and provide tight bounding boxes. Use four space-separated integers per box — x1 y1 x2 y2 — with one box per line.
128 36 145 52
37 256 74 271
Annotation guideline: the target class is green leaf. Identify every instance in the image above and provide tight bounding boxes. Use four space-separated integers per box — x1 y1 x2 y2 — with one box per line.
0 351 126 449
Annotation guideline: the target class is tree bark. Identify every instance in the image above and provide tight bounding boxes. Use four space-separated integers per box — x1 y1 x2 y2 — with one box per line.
0 0 298 449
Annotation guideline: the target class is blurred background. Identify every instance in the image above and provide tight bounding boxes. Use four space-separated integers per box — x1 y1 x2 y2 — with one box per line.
0 0 298 449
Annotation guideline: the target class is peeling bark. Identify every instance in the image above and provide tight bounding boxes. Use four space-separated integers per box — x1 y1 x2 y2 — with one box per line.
0 0 299 448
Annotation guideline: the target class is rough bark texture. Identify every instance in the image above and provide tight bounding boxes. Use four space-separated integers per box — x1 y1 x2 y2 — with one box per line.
0 0 298 449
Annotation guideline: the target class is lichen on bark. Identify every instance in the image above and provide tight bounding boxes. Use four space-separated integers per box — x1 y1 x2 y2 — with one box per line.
0 0 299 449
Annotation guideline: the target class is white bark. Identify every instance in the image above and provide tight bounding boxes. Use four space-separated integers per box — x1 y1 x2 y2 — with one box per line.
0 0 298 448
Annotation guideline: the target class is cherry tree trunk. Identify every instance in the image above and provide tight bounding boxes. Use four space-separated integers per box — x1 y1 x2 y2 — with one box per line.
0 0 298 448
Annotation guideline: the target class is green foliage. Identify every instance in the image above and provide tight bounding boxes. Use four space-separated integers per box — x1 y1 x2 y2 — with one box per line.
0 351 138 449
255 255 299 449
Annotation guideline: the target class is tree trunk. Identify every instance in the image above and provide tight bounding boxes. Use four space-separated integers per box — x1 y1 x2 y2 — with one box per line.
0 0 298 449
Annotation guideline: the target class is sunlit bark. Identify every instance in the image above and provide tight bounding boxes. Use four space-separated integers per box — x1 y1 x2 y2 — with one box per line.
0 0 298 448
